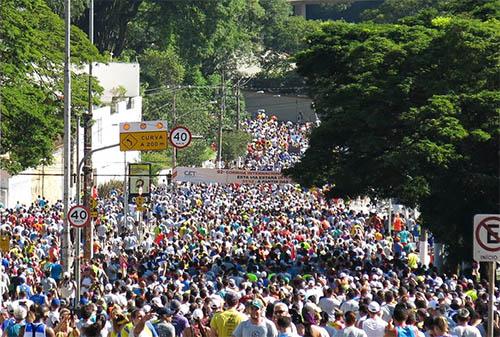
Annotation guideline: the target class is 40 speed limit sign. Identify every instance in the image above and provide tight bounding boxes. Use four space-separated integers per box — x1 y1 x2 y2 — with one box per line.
67 205 91 228
169 126 192 149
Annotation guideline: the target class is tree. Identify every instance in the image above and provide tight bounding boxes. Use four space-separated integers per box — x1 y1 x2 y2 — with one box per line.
361 0 500 23
0 0 101 173
286 18 499 263
142 86 219 168
221 130 252 163
74 0 144 56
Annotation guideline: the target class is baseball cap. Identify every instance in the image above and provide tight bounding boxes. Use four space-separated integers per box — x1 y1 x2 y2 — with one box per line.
51 298 61 307
368 301 380 313
192 309 204 320
456 308 470 320
250 299 264 309
157 307 175 316
170 300 181 311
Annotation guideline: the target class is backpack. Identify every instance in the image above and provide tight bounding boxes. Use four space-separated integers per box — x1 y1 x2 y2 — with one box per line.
5 322 24 337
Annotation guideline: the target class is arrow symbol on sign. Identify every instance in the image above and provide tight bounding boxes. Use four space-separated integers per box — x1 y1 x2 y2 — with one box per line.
484 222 500 244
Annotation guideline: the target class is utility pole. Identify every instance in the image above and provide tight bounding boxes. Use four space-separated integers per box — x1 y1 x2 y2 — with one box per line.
83 0 94 260
74 115 81 307
236 85 240 131
217 72 225 169
172 90 177 168
123 152 128 233
75 142 119 304
61 0 72 272
388 198 392 237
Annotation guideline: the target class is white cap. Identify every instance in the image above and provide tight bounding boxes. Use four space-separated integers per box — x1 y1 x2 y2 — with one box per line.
192 309 204 320
368 301 380 313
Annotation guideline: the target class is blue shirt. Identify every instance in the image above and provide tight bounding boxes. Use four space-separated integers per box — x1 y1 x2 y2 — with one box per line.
50 263 63 281
30 294 47 305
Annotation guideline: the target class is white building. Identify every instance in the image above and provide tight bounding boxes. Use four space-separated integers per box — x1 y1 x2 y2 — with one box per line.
0 62 142 208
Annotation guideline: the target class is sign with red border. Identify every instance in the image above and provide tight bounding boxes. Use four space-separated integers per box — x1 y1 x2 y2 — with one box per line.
169 126 192 149
67 205 91 228
473 214 500 262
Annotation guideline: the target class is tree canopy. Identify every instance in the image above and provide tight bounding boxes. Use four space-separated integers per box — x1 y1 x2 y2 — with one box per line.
286 15 499 262
0 0 101 173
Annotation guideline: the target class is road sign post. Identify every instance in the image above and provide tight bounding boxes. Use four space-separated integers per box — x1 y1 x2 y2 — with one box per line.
169 126 192 149
128 163 151 204
473 214 499 337
67 205 91 228
120 121 168 152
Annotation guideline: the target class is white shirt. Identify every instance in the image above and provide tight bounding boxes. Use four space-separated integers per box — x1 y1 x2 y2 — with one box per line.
451 325 482 337
362 317 387 337
337 326 367 337
319 297 341 317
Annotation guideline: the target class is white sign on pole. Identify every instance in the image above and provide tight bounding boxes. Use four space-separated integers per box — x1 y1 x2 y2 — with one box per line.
68 205 91 228
473 214 500 262
169 126 192 149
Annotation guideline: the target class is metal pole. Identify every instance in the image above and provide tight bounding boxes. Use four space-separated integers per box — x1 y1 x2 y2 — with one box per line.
74 116 81 306
75 142 119 302
388 198 392 237
123 152 128 232
83 0 94 261
172 91 177 168
217 72 225 169
61 0 72 273
236 86 240 131
487 261 496 337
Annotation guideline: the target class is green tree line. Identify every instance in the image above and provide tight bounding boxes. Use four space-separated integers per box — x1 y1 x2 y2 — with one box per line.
1 0 318 171
286 0 499 264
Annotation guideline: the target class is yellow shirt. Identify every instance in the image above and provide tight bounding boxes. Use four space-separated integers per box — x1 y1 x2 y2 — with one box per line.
210 309 246 337
465 289 478 301
408 252 419 269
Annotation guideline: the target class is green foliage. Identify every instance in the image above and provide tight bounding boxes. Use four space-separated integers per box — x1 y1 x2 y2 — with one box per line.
287 18 500 262
139 47 185 88
221 130 252 163
73 0 144 56
141 151 169 176
361 0 500 23
142 86 220 168
0 0 101 173
45 0 88 19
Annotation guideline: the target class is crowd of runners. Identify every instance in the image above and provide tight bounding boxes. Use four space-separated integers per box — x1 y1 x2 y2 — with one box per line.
0 115 498 337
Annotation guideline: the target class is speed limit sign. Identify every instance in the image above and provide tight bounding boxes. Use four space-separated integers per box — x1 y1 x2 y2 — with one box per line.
67 205 91 228
169 126 192 149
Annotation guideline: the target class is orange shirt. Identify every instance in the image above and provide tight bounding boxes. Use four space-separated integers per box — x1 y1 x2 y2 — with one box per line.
393 216 403 232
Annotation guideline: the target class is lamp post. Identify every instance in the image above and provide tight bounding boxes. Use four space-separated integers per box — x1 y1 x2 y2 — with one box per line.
82 0 94 261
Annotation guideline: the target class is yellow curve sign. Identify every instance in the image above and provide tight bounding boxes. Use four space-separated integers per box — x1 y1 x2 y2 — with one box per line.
120 131 168 151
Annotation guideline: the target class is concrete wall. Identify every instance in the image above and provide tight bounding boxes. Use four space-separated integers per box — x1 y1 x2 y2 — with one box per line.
243 90 316 122
90 97 142 186
77 62 140 103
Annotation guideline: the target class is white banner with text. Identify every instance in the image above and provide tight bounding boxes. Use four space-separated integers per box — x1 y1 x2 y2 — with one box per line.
172 167 293 185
